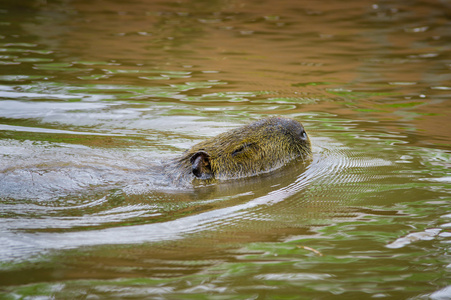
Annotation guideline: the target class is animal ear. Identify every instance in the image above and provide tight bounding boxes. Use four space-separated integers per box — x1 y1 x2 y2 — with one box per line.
190 151 211 178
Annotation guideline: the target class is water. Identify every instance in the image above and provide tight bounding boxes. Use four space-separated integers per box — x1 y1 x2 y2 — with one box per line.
1 0 450 298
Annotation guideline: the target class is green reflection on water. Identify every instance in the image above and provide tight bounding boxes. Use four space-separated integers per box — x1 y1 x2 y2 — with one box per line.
1 0 450 298
327 89 396 100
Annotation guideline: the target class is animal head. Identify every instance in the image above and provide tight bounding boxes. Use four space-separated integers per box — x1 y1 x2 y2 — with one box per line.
181 117 311 181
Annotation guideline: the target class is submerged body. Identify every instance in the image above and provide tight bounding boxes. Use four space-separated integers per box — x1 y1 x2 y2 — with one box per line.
0 117 310 200
170 117 311 183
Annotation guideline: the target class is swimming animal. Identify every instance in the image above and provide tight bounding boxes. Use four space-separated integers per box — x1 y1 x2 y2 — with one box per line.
169 117 311 182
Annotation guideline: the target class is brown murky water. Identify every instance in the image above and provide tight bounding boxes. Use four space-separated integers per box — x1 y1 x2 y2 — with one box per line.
1 0 450 299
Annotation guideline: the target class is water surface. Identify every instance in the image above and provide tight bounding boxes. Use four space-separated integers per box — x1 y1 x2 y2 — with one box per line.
1 0 450 299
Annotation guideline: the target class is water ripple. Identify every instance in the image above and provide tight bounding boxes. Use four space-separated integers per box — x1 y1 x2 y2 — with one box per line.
0 131 398 262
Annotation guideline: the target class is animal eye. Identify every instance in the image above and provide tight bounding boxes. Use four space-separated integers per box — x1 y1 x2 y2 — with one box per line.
232 143 254 157
232 146 245 157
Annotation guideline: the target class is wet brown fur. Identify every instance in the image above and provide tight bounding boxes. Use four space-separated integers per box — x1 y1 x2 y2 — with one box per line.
169 117 311 183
